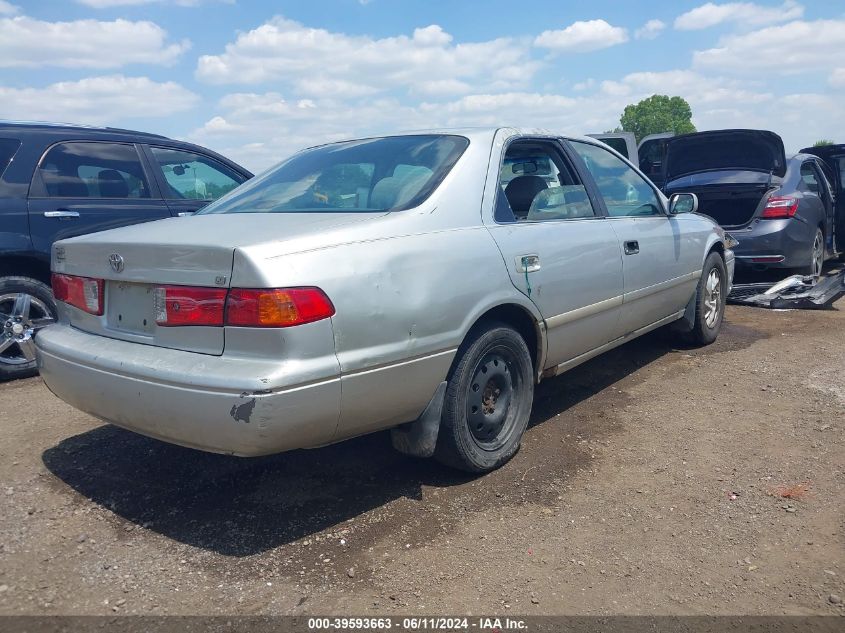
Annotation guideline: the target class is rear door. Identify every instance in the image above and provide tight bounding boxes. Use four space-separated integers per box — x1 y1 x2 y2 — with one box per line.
484 135 624 369
567 139 701 336
27 141 170 254
799 160 835 252
142 145 250 216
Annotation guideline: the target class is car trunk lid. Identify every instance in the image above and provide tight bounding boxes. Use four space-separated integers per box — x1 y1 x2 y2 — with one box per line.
52 212 385 355
664 129 787 183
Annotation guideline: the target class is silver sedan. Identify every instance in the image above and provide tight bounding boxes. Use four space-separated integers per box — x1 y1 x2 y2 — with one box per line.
35 128 734 473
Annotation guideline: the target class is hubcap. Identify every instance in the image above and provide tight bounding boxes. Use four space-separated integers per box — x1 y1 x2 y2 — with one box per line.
703 268 721 329
0 293 55 367
466 351 515 449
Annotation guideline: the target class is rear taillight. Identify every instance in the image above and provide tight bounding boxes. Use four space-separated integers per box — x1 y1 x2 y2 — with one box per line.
761 196 799 219
52 273 104 315
154 285 227 327
225 287 335 328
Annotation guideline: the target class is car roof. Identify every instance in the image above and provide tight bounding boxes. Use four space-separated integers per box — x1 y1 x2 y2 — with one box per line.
0 120 252 177
0 120 170 140
298 127 599 152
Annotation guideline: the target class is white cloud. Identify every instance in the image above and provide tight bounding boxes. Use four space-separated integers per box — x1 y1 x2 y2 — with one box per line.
0 75 199 124
0 1 19 15
635 19 666 40
195 16 537 97
675 1 804 30
190 92 434 171
0 16 189 68
534 19 628 52
693 19 845 73
830 68 845 89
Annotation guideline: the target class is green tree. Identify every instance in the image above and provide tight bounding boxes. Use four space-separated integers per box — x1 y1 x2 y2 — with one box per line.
620 95 696 143
813 139 835 147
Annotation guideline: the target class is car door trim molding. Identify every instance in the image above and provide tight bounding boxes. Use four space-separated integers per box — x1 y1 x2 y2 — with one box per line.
544 294 624 329
624 269 702 304
542 268 701 332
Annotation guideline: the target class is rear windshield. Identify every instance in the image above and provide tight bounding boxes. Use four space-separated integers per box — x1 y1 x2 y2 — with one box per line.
198 135 469 214
0 138 21 179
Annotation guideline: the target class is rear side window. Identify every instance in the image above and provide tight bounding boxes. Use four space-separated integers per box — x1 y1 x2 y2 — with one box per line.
36 142 150 198
0 138 21 179
799 162 820 194
149 147 246 201
497 139 595 222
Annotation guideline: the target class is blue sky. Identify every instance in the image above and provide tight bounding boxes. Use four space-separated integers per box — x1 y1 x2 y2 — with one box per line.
1 0 843 171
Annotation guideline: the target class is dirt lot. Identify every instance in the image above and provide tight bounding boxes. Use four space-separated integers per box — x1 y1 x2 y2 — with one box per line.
0 301 843 617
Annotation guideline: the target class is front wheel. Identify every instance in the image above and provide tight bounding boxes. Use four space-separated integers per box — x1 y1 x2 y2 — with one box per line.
684 252 727 346
435 323 534 473
0 276 57 381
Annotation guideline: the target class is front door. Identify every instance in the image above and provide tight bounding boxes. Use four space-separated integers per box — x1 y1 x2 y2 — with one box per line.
484 136 624 369
567 139 700 336
27 141 170 254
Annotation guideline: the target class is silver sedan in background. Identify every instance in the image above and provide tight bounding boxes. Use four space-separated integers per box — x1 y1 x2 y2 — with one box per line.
35 128 734 473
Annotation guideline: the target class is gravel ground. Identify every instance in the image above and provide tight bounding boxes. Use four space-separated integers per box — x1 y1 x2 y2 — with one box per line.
0 301 843 616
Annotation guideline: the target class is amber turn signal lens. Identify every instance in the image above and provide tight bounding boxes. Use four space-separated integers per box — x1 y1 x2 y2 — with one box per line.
225 287 335 328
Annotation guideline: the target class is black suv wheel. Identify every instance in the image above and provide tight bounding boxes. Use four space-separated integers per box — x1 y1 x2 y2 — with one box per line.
0 277 57 381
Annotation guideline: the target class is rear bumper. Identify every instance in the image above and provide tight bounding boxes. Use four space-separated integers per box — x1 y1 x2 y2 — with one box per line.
731 217 815 269
35 324 341 456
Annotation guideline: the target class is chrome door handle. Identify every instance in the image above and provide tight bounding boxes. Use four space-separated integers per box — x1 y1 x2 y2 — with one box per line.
43 210 80 218
176 211 194 217
624 240 639 255
516 254 541 273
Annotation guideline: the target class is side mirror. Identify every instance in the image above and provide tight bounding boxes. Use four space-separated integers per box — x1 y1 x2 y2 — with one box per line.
668 192 698 215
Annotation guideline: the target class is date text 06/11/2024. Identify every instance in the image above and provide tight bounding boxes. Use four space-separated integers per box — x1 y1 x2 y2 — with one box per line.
307 617 528 631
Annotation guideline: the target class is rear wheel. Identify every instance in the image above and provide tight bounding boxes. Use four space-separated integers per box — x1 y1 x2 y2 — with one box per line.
799 228 824 278
684 252 726 346
434 323 534 473
0 277 57 381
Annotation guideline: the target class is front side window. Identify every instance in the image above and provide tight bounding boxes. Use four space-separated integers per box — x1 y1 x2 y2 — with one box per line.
496 140 595 222
570 141 663 217
37 142 150 199
198 135 468 214
150 147 246 201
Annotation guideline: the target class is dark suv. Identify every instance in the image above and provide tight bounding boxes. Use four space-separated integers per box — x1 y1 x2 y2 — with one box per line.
0 121 252 380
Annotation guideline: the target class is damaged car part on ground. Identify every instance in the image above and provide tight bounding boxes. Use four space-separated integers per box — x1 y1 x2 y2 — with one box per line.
662 129 840 277
728 268 845 309
34 128 733 474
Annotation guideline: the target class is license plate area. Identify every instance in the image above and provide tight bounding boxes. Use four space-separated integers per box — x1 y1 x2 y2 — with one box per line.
106 282 155 335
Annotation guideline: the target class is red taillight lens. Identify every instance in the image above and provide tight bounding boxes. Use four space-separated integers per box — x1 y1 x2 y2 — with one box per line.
225 287 335 328
52 273 104 315
154 285 227 327
761 196 799 219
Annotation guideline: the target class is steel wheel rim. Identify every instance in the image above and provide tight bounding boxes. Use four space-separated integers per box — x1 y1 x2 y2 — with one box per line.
812 231 823 278
465 346 519 451
0 293 54 366
703 268 721 329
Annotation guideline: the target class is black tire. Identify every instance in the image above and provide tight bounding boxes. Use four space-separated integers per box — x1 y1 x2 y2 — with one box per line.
434 322 534 473
798 227 824 278
0 276 57 382
684 252 727 346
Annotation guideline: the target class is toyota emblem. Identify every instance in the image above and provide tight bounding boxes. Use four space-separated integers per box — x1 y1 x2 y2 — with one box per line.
108 253 125 273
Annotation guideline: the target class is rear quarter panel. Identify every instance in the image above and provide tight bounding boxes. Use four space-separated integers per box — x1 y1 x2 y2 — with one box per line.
238 224 538 441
